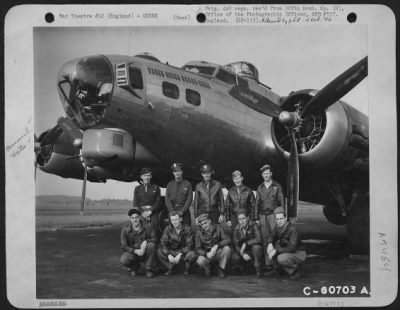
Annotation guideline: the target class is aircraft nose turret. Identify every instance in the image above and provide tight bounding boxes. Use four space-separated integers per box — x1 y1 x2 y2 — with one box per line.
57 55 114 129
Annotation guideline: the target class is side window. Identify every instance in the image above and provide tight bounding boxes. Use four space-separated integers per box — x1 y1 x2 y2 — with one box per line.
162 81 179 99
216 69 237 85
186 89 201 106
129 67 143 89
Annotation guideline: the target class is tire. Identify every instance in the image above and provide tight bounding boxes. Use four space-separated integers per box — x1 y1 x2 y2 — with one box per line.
323 205 347 225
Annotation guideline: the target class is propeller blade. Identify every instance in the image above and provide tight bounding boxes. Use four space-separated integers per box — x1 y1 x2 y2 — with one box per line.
80 162 88 215
286 131 299 220
301 56 368 118
229 84 282 117
39 125 63 146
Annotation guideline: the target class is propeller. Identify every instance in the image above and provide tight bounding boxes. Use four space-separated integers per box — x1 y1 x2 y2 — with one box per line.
301 56 368 118
55 117 88 215
286 132 299 219
35 117 88 215
34 125 63 172
274 57 368 220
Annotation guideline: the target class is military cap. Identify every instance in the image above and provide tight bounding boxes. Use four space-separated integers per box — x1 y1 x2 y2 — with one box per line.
128 208 141 216
170 162 183 171
232 170 242 178
140 167 152 175
198 213 210 223
236 209 248 217
273 207 285 215
260 164 272 173
200 164 213 173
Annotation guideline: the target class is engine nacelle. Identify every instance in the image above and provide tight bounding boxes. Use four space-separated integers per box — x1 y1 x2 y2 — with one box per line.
272 89 368 172
38 127 160 182
82 128 135 167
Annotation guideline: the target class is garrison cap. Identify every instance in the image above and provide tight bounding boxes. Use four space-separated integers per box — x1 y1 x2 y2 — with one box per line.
170 162 183 171
260 164 272 173
198 213 210 223
200 164 213 173
232 170 242 178
140 167 152 175
128 208 141 216
274 207 285 215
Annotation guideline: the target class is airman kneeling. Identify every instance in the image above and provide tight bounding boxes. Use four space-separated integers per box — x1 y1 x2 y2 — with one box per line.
157 211 196 276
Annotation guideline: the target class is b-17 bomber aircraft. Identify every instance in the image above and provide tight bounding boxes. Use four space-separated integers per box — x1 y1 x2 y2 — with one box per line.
35 52 369 253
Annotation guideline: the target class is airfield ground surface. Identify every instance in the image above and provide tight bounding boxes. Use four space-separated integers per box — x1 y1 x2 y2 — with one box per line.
36 199 369 299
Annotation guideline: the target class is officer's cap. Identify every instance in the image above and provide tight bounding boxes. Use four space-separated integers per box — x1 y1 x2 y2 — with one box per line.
198 213 210 223
128 208 141 217
260 164 272 173
274 207 286 215
170 162 183 172
200 164 213 173
232 170 242 178
140 167 152 175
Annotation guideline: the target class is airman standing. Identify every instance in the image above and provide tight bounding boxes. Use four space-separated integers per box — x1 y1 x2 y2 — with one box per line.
165 163 193 226
193 164 225 225
255 164 284 273
226 170 256 231
133 167 162 237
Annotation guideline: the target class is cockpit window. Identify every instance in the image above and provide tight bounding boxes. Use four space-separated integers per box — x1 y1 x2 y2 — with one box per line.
216 69 237 85
183 65 216 76
57 56 113 128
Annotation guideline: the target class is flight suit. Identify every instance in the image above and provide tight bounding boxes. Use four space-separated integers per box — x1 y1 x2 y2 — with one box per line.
194 180 225 224
195 223 232 272
267 222 306 276
165 179 193 226
157 224 196 272
133 183 162 237
120 221 157 273
226 184 256 229
230 222 263 275
255 180 284 267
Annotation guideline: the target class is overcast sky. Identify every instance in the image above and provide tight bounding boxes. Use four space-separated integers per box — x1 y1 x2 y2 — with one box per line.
34 25 367 199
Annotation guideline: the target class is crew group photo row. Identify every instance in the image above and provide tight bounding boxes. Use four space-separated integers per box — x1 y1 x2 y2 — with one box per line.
120 163 306 280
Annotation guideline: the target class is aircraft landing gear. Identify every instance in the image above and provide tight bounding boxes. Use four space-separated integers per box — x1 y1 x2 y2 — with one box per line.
347 193 369 255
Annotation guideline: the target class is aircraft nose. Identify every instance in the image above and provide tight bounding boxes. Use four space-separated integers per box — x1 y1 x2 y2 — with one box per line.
57 55 114 129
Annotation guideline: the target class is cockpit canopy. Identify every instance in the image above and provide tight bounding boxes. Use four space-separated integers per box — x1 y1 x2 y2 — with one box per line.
224 61 259 81
182 61 218 77
57 55 114 129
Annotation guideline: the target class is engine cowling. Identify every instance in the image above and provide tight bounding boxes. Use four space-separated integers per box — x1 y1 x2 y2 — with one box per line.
272 89 368 172
37 127 160 182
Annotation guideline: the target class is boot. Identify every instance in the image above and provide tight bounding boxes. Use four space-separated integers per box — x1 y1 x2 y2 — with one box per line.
217 267 226 278
184 261 191 275
255 267 263 278
203 265 211 277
